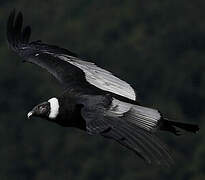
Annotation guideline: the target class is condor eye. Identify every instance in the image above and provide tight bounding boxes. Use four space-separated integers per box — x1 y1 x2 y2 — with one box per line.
39 106 46 113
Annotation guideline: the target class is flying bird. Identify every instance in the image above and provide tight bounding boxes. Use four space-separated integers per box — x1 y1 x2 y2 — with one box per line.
7 10 199 165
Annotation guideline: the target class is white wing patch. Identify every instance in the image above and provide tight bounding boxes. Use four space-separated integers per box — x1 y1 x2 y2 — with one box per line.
108 98 161 131
57 55 136 101
108 98 131 116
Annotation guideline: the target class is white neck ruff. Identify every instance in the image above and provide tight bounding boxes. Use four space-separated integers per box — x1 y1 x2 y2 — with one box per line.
48 97 59 119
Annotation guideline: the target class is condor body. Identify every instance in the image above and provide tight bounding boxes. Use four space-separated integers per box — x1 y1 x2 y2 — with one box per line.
7 10 199 166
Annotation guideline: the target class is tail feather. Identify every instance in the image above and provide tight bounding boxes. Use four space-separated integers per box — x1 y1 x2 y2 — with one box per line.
160 118 199 135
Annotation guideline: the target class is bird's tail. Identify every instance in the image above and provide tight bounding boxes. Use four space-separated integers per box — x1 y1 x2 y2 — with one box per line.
159 118 199 135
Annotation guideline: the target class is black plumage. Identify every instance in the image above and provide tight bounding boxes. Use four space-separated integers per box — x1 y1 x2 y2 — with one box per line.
7 10 199 166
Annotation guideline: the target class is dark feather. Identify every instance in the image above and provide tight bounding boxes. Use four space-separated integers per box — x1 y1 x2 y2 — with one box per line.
22 26 31 43
7 9 16 48
160 118 199 135
14 11 23 43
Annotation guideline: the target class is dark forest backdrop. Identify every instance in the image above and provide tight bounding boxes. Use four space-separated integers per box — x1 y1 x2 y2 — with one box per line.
0 0 205 179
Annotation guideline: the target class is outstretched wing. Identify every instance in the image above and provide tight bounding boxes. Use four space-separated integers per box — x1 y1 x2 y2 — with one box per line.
80 95 173 165
7 10 136 100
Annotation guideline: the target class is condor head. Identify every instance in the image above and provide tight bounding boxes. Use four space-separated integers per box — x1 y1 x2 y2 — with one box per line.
27 98 59 120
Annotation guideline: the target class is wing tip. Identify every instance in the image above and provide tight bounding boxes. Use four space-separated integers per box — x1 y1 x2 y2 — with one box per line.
7 9 31 50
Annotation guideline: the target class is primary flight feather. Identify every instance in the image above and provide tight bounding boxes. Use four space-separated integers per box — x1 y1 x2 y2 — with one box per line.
7 10 199 166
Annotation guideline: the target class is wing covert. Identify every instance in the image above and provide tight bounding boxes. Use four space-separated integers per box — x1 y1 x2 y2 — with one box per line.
56 55 136 100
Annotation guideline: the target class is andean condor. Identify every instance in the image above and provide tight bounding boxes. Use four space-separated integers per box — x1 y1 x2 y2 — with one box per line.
7 10 199 166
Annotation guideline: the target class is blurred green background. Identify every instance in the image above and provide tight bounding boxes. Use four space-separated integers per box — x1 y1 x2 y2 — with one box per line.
0 0 204 179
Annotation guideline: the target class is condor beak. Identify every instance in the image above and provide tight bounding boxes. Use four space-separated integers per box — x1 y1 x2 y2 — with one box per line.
27 111 34 119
